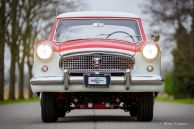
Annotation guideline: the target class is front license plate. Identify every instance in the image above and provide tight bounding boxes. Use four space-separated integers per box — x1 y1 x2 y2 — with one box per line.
84 74 111 87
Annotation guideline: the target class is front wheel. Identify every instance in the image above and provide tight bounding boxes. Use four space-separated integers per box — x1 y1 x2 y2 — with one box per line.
137 92 154 121
41 92 58 123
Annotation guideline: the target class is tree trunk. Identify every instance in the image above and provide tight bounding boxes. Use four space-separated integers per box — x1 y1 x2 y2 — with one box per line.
9 54 16 100
18 60 24 99
9 0 18 100
28 62 33 98
0 0 5 101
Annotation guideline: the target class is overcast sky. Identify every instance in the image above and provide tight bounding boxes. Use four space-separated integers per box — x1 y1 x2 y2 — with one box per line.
86 0 143 15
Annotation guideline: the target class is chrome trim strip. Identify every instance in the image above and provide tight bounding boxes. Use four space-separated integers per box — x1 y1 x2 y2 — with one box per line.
30 76 63 85
31 85 164 93
30 76 163 86
131 76 163 85
62 51 133 58
58 48 136 58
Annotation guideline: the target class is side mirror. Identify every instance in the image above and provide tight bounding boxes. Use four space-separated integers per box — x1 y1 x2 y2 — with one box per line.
151 34 160 42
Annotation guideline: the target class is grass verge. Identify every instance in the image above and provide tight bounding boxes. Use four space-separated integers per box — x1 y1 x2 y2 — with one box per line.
0 98 38 105
156 95 194 105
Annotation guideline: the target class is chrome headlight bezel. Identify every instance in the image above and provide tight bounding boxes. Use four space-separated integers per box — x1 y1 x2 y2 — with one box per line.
36 44 53 60
142 43 159 60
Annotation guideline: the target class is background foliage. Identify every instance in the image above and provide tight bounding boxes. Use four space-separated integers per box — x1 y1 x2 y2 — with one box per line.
143 0 194 98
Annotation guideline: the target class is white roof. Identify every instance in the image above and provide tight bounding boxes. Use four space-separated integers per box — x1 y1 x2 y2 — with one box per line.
57 11 139 18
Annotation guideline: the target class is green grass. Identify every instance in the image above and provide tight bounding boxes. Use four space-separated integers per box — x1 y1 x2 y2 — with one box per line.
164 74 173 95
0 98 38 105
156 96 194 105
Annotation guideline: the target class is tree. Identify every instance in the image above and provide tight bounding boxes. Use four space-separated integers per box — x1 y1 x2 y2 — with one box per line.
143 0 194 98
8 0 19 100
173 11 194 98
5 0 83 100
0 0 6 100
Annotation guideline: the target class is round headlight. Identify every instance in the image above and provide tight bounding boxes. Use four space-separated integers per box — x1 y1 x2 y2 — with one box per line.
142 44 158 60
36 44 52 60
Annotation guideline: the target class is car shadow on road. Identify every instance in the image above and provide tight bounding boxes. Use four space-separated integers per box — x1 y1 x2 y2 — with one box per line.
58 115 137 123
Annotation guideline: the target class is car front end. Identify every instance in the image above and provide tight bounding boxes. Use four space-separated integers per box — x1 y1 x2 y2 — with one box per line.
30 12 163 122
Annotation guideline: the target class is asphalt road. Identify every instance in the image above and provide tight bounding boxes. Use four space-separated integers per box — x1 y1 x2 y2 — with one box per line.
0 102 194 129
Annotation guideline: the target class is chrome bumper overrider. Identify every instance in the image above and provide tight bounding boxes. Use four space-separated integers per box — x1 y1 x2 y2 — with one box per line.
30 71 163 91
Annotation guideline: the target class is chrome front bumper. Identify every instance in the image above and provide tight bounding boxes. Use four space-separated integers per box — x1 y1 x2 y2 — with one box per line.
30 69 163 92
30 76 163 85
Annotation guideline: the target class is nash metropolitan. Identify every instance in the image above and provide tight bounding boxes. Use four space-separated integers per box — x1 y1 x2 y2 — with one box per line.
30 11 163 122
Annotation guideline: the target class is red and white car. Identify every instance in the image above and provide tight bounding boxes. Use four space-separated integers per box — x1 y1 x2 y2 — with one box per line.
30 11 163 122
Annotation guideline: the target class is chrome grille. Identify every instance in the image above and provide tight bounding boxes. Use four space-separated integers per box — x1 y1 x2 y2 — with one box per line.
60 53 135 72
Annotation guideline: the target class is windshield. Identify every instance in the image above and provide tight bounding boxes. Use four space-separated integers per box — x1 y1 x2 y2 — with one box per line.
54 19 142 43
